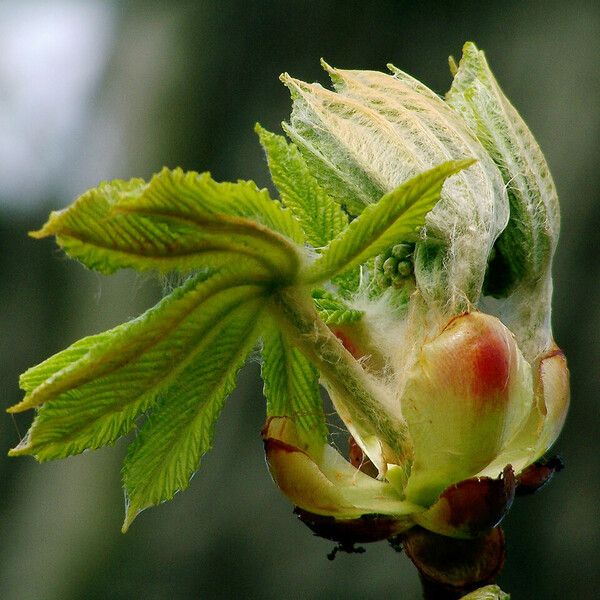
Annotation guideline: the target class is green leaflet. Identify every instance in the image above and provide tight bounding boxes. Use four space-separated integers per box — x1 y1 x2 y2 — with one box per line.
261 327 328 444
255 125 362 297
8 268 267 461
19 329 115 393
302 160 475 284
122 297 264 531
115 168 303 241
446 42 559 295
33 169 303 282
255 124 347 247
311 289 363 326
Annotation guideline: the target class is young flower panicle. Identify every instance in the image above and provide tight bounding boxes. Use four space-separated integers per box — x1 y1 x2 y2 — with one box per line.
9 41 567 597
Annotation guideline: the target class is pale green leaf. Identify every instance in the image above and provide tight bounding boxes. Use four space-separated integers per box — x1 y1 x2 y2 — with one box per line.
281 66 505 220
261 326 327 443
33 169 303 282
311 289 363 326
282 64 509 310
281 75 384 216
9 268 267 461
302 160 475 284
122 297 264 530
255 123 347 247
446 42 559 293
19 330 115 393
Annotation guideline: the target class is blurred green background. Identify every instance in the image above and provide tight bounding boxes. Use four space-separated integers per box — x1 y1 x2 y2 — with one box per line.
1 1 598 599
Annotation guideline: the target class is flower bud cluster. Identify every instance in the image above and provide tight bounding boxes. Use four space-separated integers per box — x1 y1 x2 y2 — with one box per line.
374 243 415 289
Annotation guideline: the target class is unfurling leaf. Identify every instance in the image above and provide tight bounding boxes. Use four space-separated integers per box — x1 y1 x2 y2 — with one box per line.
282 63 510 309
447 42 559 293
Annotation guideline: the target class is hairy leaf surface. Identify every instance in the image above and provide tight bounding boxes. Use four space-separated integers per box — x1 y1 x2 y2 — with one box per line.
447 42 559 291
282 64 510 308
122 297 264 530
261 327 328 443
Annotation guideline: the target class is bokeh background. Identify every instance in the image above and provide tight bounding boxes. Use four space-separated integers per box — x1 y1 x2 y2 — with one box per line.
1 1 598 599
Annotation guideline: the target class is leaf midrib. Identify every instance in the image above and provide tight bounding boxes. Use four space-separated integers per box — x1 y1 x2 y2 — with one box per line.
54 226 285 276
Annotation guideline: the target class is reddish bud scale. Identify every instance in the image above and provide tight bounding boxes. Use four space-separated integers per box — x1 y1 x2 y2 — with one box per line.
413 465 515 539
332 328 363 359
403 527 506 596
471 336 510 400
516 456 564 495
438 313 512 410
294 508 410 545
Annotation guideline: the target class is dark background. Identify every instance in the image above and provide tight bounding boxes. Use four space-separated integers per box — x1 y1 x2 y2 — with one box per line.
1 1 599 598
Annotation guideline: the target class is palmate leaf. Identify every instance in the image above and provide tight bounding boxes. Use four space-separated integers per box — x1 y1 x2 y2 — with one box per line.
33 169 303 282
9 268 268 461
122 296 265 531
302 160 475 284
255 124 347 247
261 326 327 444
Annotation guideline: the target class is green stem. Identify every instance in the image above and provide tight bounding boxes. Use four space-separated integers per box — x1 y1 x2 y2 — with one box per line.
270 286 411 466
